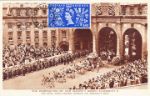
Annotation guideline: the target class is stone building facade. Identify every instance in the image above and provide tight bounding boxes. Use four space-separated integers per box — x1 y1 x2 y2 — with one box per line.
3 3 147 60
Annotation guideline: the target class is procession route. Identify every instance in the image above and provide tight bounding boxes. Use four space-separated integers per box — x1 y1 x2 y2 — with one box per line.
3 58 147 89
3 57 114 89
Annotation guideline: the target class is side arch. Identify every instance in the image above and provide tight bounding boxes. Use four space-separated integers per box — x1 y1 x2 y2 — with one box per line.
74 29 93 52
98 27 117 60
59 41 69 51
123 28 142 61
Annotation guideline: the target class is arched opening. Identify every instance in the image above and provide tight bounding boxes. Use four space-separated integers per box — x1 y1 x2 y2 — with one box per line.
43 42 47 47
98 27 117 60
123 28 142 61
74 29 93 52
59 41 69 51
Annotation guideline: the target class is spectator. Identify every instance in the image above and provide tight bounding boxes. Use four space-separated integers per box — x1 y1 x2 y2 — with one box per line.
72 59 147 89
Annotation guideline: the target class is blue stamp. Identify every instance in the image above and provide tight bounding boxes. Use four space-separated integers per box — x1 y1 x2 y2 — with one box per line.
48 4 90 28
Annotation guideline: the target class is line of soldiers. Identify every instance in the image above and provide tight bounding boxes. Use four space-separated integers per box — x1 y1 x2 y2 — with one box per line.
3 50 90 80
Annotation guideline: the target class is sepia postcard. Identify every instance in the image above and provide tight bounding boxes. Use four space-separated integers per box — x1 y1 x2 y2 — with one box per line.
0 0 149 96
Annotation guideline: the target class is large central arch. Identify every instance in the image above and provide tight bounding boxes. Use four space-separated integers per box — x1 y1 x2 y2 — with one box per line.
74 29 93 52
98 27 117 60
123 28 142 61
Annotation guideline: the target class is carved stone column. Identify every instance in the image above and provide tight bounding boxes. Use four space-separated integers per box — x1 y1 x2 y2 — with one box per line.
13 23 18 46
116 23 123 58
68 29 74 53
30 24 35 46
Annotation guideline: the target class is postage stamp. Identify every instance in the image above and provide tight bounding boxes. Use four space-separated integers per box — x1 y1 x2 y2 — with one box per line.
48 4 90 28
2 2 148 96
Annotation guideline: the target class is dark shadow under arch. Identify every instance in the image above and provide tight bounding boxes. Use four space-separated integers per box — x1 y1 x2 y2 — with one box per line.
74 29 93 52
98 27 117 60
59 41 69 51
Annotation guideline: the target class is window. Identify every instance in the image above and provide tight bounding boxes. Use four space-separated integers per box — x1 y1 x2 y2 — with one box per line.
16 22 21 29
34 31 39 43
51 30 56 36
26 31 30 39
42 20 47 27
43 31 47 42
34 31 39 38
20 4 24 8
17 25 21 29
7 22 13 28
122 6 126 15
62 30 67 38
35 43 39 48
51 30 56 48
8 32 13 40
34 21 39 28
33 8 38 16
43 31 47 38
143 6 147 15
130 7 134 15
43 42 47 47
138 6 142 15
17 31 22 40
42 9 47 15
27 43 30 46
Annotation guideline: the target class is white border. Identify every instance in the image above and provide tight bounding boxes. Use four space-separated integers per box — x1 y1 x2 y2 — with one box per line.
0 0 150 96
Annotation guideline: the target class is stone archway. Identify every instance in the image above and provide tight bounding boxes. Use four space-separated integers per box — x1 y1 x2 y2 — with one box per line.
123 28 142 61
74 29 93 52
98 27 117 60
59 41 69 51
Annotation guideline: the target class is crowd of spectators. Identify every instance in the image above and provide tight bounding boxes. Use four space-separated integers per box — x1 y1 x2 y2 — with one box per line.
3 44 65 68
71 59 147 89
99 50 115 61
3 44 90 80
3 44 148 89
